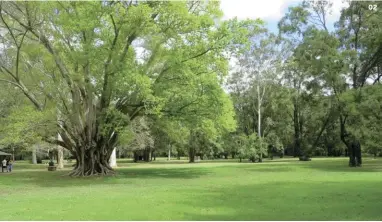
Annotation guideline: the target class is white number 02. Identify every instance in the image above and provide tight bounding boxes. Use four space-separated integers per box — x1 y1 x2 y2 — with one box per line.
369 5 377 11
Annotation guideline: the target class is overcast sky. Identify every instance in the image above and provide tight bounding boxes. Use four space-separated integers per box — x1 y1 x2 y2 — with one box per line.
219 0 349 32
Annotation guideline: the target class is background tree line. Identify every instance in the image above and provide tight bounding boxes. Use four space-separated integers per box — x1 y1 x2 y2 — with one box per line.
1 0 382 175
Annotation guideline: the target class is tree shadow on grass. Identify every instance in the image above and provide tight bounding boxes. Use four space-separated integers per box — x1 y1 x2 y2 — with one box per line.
174 181 382 221
116 167 211 179
216 164 296 173
299 158 382 173
118 161 190 166
115 157 305 169
0 166 211 188
118 159 240 165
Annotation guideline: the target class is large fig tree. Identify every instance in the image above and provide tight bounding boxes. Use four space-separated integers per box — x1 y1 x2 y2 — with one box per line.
0 1 259 176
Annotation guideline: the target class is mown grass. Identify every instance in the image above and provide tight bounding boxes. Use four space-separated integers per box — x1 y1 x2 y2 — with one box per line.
1 157 382 220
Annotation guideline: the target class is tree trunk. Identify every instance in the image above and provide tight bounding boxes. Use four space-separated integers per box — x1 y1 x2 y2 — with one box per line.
339 114 359 167
144 148 151 162
109 148 117 168
231 152 235 159
257 84 263 162
348 143 356 167
57 146 64 169
32 146 37 164
293 102 301 157
189 146 196 163
56 126 64 169
168 145 171 161
133 151 139 162
69 147 114 176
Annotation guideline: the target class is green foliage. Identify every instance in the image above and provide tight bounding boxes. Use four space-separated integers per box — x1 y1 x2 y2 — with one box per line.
0 1 262 171
1 0 382 166
338 85 382 154
0 105 56 147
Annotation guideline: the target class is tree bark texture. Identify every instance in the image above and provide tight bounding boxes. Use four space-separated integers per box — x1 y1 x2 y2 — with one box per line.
57 146 64 169
189 146 196 163
32 146 37 164
70 148 114 176
168 145 171 161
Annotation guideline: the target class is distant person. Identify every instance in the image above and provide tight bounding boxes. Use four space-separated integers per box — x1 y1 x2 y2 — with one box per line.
1 158 6 173
7 159 13 172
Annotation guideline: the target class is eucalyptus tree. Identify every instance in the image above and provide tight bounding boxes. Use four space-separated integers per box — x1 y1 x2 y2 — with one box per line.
279 0 382 165
278 0 344 158
227 30 283 161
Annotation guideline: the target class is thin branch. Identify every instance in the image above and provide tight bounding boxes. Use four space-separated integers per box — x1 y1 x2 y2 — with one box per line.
0 78 22 87
15 30 28 79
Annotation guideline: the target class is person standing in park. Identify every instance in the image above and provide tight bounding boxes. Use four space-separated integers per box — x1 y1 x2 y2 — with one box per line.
7 159 13 172
1 158 7 173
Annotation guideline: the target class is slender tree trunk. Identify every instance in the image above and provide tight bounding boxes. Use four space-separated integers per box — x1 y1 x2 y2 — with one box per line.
57 146 64 169
56 123 64 169
109 148 117 168
189 130 197 163
168 144 171 161
339 114 355 167
293 102 301 157
56 132 64 168
310 110 332 157
32 146 37 164
189 146 196 163
257 84 263 162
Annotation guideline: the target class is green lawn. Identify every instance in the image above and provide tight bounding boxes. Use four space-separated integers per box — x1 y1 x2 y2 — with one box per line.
1 157 382 220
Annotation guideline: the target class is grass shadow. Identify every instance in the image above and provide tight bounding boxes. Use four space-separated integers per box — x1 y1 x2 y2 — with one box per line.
299 157 382 173
117 157 300 166
177 181 382 221
0 165 211 188
116 167 211 179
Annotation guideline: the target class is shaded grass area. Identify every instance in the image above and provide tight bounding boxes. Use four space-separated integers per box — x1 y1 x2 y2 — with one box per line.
1 158 382 220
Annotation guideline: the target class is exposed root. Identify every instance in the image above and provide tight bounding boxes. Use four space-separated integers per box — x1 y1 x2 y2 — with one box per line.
68 165 116 177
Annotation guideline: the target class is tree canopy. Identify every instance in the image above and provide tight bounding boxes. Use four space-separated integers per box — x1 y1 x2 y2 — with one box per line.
1 0 382 175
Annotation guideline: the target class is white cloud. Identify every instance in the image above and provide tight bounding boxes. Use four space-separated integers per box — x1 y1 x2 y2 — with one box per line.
220 0 296 21
327 0 349 22
220 0 348 22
